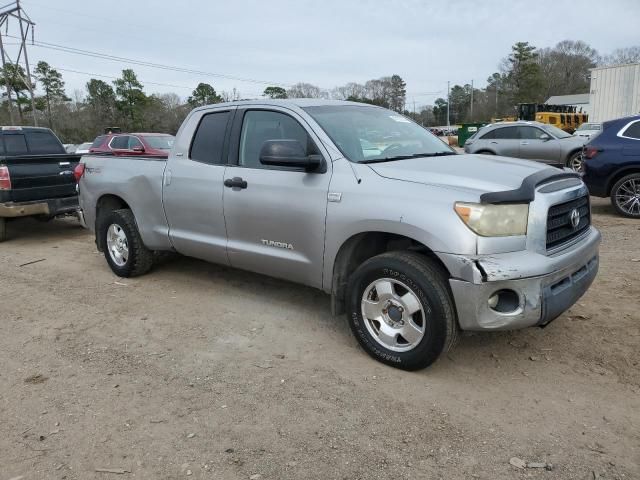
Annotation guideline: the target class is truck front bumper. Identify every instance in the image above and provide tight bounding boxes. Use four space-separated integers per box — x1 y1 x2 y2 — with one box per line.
440 227 601 331
0 196 79 218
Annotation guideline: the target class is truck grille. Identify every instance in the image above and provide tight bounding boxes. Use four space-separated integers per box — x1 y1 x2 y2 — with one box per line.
546 195 590 250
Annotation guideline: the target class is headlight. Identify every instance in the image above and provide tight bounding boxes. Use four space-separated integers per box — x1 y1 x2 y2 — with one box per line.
454 202 529 237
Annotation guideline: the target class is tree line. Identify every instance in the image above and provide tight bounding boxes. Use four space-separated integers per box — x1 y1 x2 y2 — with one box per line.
0 40 637 142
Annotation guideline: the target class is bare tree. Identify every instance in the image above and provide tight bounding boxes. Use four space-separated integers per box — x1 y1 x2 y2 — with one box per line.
599 46 640 66
287 82 327 98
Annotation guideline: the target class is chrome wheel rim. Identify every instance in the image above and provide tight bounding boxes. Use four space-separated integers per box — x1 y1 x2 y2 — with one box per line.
615 179 640 216
106 223 129 266
569 154 583 172
361 278 426 352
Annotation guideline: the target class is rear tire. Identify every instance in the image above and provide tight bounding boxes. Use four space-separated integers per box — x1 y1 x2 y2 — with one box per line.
0 217 6 242
477 150 495 155
99 209 154 277
346 251 459 370
610 173 640 218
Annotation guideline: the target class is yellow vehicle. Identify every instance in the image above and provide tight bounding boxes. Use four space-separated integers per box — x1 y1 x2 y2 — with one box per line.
518 103 588 133
534 112 589 133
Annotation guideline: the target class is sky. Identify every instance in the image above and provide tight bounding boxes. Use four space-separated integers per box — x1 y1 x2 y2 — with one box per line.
3 0 640 110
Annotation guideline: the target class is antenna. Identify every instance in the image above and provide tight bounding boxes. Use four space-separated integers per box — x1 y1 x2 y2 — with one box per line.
0 0 37 125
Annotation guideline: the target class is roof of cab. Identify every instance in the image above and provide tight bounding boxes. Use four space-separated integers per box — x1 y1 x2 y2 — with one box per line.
192 98 381 111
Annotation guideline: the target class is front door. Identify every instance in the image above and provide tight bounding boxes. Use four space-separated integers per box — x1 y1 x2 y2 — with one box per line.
517 126 561 165
162 108 234 265
223 108 331 288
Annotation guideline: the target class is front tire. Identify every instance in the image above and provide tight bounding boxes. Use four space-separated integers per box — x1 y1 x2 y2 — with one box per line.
346 251 459 370
611 173 640 218
99 209 154 277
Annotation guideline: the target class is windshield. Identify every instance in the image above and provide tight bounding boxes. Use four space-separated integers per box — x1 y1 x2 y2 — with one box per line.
577 123 600 131
143 135 174 150
303 105 454 163
542 124 572 139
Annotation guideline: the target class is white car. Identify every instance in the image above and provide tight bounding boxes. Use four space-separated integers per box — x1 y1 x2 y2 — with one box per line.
74 142 93 155
573 122 602 139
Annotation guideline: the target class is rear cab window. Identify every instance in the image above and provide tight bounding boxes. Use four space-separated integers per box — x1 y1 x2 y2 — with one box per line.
25 131 66 154
0 129 65 155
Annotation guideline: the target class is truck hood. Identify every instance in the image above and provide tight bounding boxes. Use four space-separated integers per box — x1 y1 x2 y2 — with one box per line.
367 154 551 195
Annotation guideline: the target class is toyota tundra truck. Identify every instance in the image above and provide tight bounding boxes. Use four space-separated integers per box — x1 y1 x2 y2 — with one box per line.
77 100 600 370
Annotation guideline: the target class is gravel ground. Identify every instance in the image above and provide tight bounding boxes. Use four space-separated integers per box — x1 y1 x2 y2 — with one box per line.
0 197 638 480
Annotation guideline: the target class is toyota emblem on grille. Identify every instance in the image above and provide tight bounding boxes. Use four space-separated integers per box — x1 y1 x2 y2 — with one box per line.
569 208 580 229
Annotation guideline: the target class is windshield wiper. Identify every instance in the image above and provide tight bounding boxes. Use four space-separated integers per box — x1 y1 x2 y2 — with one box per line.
360 151 457 164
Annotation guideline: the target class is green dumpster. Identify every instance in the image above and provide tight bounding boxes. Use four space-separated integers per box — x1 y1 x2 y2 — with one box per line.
458 123 486 148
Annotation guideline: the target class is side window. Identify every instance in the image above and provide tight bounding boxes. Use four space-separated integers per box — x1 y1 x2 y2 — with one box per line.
3 134 28 155
239 110 316 169
622 121 640 140
110 136 129 149
128 136 143 149
190 111 231 164
480 129 496 139
518 126 546 140
492 127 518 139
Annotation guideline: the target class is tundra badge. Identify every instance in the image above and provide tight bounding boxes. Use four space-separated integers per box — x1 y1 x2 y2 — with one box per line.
261 239 294 250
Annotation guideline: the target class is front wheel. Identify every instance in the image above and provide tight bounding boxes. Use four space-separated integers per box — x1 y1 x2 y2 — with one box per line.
611 173 640 218
567 151 584 173
0 217 6 242
346 251 459 370
99 209 154 277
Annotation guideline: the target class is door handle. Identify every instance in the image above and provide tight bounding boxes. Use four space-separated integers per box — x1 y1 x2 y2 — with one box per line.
490 141 498 144
224 177 248 189
520 141 529 145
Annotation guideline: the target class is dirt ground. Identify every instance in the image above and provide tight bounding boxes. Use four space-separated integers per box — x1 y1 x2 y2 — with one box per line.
1 197 638 480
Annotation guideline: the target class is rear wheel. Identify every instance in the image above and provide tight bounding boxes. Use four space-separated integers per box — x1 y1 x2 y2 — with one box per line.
99 209 154 277
0 217 6 242
477 150 494 155
567 151 583 172
610 173 640 218
346 251 459 370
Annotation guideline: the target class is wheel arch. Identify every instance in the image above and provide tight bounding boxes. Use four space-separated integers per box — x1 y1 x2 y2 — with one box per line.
606 167 640 196
329 231 450 316
95 194 131 251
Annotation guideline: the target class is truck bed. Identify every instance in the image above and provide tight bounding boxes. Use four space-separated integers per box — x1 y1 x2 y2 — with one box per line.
79 154 171 250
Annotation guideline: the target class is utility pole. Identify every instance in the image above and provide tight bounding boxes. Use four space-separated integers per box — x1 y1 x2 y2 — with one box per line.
446 80 450 128
0 0 37 126
470 79 474 122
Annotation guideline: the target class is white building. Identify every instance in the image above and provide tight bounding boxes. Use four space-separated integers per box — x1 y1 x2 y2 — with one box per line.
588 63 640 122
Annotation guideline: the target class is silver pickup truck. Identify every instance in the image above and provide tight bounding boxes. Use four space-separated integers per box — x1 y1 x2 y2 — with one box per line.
78 99 600 370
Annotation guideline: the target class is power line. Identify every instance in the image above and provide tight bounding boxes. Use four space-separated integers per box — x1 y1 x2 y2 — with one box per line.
4 34 291 88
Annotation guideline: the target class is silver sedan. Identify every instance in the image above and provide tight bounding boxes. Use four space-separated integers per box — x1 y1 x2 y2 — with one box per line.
464 121 588 172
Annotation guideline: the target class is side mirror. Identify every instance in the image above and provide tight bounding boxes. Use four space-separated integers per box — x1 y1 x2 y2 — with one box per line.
259 139 322 172
539 133 551 141
132 145 145 153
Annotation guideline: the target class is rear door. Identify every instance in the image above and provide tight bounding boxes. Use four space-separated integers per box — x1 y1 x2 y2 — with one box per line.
2 129 79 202
483 126 520 156
222 107 331 288
517 126 561 164
162 107 235 265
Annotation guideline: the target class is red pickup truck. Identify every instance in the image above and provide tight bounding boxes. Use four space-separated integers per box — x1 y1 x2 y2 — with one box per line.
89 132 174 157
